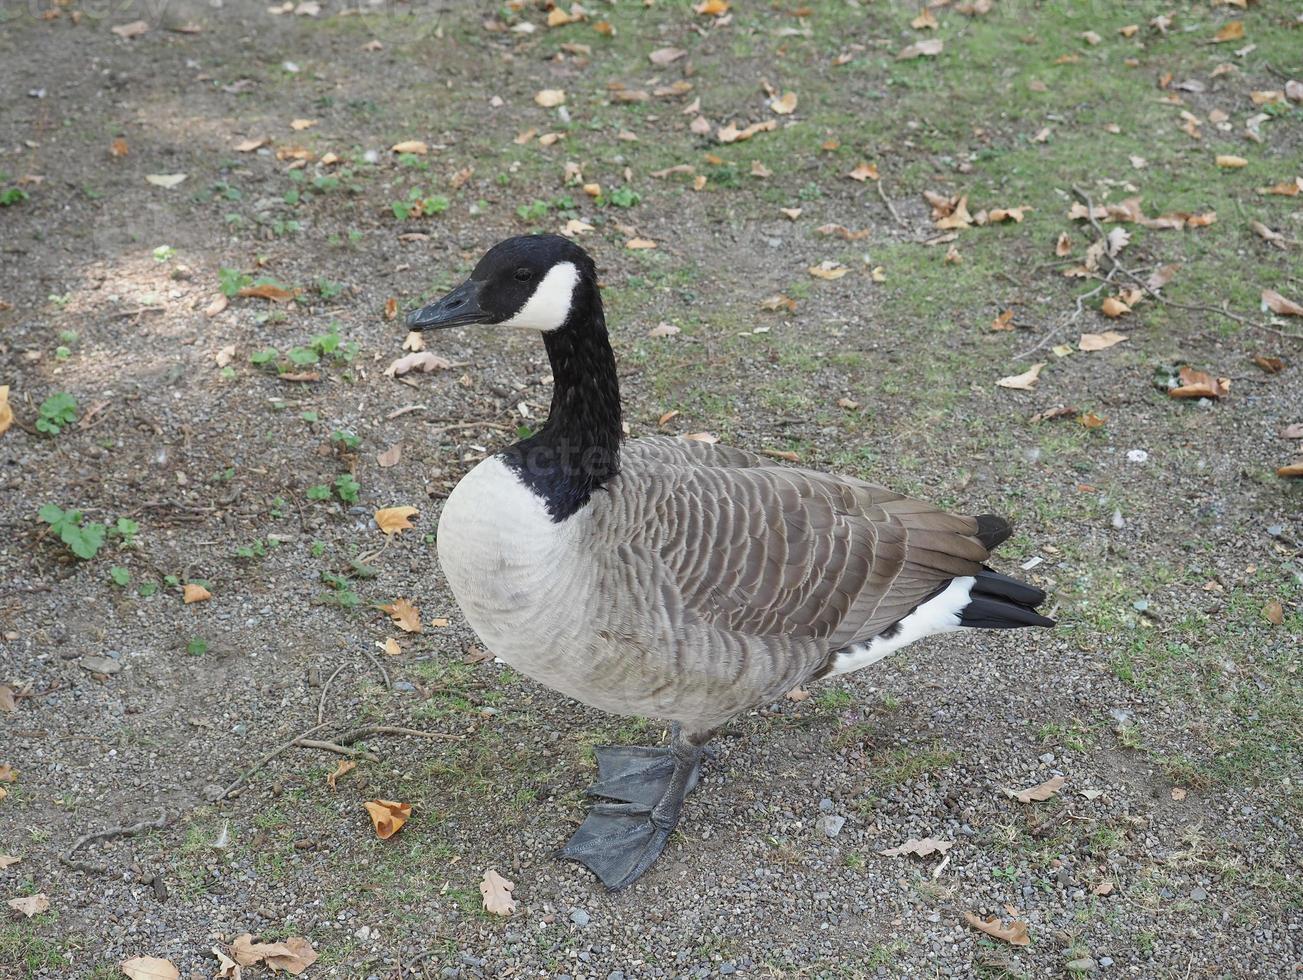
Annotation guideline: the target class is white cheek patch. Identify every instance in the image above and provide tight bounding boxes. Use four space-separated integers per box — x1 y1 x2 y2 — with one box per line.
501 261 579 332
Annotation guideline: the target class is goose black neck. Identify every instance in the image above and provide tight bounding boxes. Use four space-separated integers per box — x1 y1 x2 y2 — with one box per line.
502 280 622 521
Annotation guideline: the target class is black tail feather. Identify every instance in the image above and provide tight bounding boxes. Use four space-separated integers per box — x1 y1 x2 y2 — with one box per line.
959 566 1055 630
974 514 1012 551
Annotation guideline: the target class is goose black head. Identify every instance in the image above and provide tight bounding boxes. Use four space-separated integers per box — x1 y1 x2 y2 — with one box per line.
406 234 598 334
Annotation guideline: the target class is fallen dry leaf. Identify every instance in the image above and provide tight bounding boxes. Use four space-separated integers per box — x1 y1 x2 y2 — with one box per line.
879 837 954 858
534 88 566 108
963 912 1031 946
693 0 729 15
1093 881 1115 896
364 799 411 840
237 283 299 303
991 310 1015 332
1211 20 1244 43
1252 355 1284 374
374 506 418 535
1279 461 1303 479
1262 289 1303 317
120 956 180 980
1100 297 1131 319
230 934 318 975
327 759 356 790
1279 423 1303 440
1079 331 1127 351
626 238 657 250
648 47 686 65
770 91 798 115
815 223 870 242
682 432 719 444
0 685 14 714
897 38 943 60
1258 179 1301 197
111 20 149 38
1263 600 1284 625
785 685 811 702
1169 366 1230 399
911 8 938 30
996 363 1045 390
717 119 777 144
1251 221 1286 248
1216 154 1248 169
204 295 229 318
377 443 403 468
809 261 848 280
234 137 266 152
390 140 429 156
648 322 680 338
145 173 187 189
480 868 517 915
0 855 19 869
1055 232 1072 257
183 583 211 604
379 636 402 656
0 766 16 783
384 352 453 377
0 386 11 437
214 345 236 368
110 137 129 157
846 162 879 182
836 397 860 410
779 207 802 220
1029 405 1078 423
760 294 797 313
380 598 421 633
7 893 49 918
1003 774 1066 803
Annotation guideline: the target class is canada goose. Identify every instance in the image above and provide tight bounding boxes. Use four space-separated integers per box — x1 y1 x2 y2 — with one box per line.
407 235 1054 889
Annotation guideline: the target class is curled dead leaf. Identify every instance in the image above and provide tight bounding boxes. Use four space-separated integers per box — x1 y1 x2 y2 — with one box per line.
380 598 422 633
364 799 411 839
1100 297 1131 318
760 294 797 313
237 283 300 303
785 685 811 701
1262 289 1303 317
376 443 403 468
374 506 418 535
809 261 848 280
1169 366 1230 399
480 868 517 915
996 363 1044 390
327 759 356 790
6 893 49 918
964 912 1030 946
183 583 211 604
1079 330 1127 351
626 238 657 250
534 89 566 108
717 119 777 144
1216 154 1248 169
384 352 453 377
390 140 428 155
897 38 943 59
991 310 1015 332
1211 20 1244 43
1003 774 1066 803
120 956 179 980
846 162 879 182
770 91 798 115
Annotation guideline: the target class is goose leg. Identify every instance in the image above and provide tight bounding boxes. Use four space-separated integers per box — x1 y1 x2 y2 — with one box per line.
560 727 711 889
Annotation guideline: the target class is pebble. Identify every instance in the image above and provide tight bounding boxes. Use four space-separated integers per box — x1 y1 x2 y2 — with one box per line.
1039 752 1056 764
1191 887 1208 901
1067 957 1097 972
570 907 590 926
818 815 846 838
1099 957 1113 968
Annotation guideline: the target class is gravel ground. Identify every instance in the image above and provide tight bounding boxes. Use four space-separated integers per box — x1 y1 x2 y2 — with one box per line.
1 1 1300 977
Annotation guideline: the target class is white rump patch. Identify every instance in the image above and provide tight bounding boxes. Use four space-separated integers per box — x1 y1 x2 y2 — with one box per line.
502 260 579 332
828 575 975 676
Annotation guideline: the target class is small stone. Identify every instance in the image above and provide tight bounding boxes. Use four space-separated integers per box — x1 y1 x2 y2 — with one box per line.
818 798 834 813
1099 957 1113 968
1191 886 1207 901
818 815 846 838
569 907 590 926
607 972 624 980
1039 752 1056 764
1067 958 1097 973
392 680 416 692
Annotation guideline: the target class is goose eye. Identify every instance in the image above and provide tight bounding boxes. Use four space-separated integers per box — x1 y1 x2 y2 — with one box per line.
514 268 534 282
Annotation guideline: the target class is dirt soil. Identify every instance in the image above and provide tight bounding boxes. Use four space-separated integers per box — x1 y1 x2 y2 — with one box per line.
1 1 1300 978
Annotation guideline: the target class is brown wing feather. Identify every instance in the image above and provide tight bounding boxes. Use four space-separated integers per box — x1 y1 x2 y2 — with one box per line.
612 437 996 645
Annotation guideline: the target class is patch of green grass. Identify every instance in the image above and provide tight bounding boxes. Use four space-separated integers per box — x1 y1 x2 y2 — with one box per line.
0 924 67 974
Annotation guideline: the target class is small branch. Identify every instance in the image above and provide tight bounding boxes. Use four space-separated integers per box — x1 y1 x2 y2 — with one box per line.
333 725 465 745
219 721 332 800
362 645 393 691
294 738 380 762
318 663 348 724
59 810 170 874
876 179 907 229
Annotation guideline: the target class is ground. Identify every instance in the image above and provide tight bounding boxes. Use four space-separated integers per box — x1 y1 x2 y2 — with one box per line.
1 0 1300 977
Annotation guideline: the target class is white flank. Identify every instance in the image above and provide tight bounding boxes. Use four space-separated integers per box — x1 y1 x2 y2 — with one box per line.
828 575 975 675
502 260 579 331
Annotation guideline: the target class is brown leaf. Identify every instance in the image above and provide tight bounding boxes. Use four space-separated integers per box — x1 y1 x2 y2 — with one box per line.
1093 881 1115 896
0 766 16 783
1211 20 1244 43
0 386 11 437
944 243 962 264
374 505 417 535
647 322 680 338
1079 331 1127 351
879 837 954 858
1279 461 1303 479
759 294 797 313
111 20 149 38
784 685 811 701
964 912 1030 946
1030 405 1077 424
0 685 14 714
327 759 356 790
229 934 318 975
1258 179 1301 197
1055 232 1072 257
1169 366 1230 399
110 137 129 157
364 799 411 839
1078 411 1106 429
770 91 798 115
378 637 402 656
234 137 266 152
480 868 517 915
996 363 1044 390
204 295 229 318
1146 264 1180 292
762 448 801 463
1100 297 1131 318
1263 600 1284 626
1216 154 1248 169
648 47 686 65
0 855 20 869
385 352 453 378
846 162 879 182
911 8 938 30
897 38 943 59
380 598 422 633
1262 289 1303 317
183 583 211 604
693 0 729 14
1003 774 1067 803
934 195 973 230
390 140 428 155
682 432 719 444
984 206 1031 224
991 309 1015 332
237 283 299 303
534 89 566 108
779 207 802 220
809 261 848 280
120 957 179 980
1251 221 1286 248
1252 355 1284 374
1279 423 1303 440
717 119 777 144
815 223 870 242
6 893 49 918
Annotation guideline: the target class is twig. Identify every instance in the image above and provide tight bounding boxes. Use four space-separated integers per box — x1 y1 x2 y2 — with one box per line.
876 179 907 228
294 738 380 762
219 721 332 800
318 663 348 724
362 645 393 690
60 810 170 874
1069 185 1302 343
333 725 465 745
426 420 512 435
